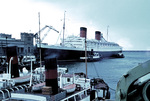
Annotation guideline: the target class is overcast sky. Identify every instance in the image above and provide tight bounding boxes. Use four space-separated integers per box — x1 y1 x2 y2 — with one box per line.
0 0 150 50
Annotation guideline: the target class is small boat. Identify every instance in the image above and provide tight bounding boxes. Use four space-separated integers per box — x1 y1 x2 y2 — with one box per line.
10 93 47 101
13 66 31 84
0 57 30 86
62 84 76 93
13 75 31 84
80 52 102 61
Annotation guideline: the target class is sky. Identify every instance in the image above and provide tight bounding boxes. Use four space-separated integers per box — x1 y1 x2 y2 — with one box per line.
0 0 150 50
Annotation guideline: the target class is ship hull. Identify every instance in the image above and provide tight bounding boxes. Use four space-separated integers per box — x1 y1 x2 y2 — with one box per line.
39 47 122 61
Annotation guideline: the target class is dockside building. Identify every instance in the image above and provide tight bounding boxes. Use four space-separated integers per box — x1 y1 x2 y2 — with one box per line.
0 32 34 57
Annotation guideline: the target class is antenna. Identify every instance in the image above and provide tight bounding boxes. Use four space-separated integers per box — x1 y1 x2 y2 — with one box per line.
107 25 109 41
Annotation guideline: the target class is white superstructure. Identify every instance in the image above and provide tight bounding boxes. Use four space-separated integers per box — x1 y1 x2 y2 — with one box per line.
63 35 122 52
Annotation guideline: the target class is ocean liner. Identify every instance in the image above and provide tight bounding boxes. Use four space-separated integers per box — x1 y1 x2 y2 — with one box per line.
36 27 123 61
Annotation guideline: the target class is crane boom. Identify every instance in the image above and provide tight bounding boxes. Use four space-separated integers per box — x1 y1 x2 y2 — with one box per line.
41 28 51 42
34 25 59 44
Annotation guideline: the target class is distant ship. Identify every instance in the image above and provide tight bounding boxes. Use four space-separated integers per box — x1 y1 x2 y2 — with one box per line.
37 27 124 61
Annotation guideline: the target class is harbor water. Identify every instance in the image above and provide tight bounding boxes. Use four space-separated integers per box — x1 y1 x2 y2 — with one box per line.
58 51 150 99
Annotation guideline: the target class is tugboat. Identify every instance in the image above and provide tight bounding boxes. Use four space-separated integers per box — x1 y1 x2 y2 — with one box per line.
80 52 102 62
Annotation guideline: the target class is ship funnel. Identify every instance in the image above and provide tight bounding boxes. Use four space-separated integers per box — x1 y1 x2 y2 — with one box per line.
45 58 58 95
7 46 19 78
95 31 101 40
80 27 87 38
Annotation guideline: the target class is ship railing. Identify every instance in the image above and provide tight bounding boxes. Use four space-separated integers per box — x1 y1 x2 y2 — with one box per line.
0 83 30 100
61 87 90 101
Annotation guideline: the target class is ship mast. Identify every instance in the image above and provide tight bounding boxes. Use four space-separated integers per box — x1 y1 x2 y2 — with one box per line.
85 37 87 79
62 11 66 47
107 25 109 41
38 12 42 68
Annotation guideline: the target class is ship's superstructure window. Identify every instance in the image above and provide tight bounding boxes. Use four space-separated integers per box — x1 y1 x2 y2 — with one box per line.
62 32 121 52
63 36 84 48
67 78 70 82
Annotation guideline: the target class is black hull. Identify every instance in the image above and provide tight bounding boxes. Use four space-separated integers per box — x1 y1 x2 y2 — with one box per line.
39 47 122 61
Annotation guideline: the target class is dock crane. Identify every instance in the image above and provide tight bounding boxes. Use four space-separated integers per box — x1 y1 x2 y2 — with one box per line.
34 25 59 45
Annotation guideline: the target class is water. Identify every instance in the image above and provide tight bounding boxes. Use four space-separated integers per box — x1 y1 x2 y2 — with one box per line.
58 51 150 99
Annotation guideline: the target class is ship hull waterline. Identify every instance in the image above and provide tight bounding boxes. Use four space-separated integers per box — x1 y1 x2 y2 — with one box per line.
38 47 122 61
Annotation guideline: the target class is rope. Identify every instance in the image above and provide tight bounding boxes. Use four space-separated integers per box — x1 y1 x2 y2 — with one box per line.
91 63 116 92
92 63 100 78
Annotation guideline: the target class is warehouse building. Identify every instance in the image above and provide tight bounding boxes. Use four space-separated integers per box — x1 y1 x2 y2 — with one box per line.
0 32 34 57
